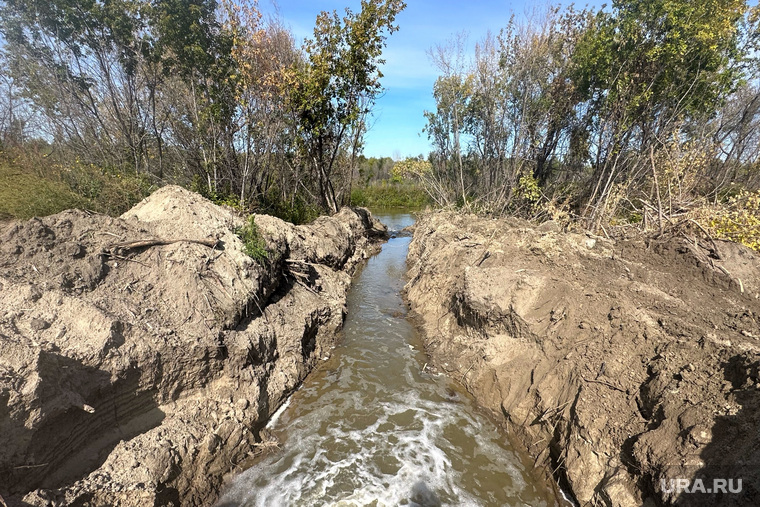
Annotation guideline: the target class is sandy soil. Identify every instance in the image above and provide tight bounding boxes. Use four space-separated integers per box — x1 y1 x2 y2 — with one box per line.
0 186 386 506
405 211 760 507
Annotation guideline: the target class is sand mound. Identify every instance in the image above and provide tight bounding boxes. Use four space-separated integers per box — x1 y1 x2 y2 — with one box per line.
0 186 386 506
406 211 759 507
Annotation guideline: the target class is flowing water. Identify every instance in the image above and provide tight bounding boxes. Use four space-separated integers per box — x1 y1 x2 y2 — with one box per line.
218 211 557 507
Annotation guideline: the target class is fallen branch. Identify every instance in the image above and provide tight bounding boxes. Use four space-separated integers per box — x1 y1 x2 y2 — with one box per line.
582 376 627 393
461 361 476 385
537 401 572 423
285 259 321 267
253 440 281 452
110 253 149 268
684 219 721 260
105 238 218 255
13 462 49 469
286 273 320 296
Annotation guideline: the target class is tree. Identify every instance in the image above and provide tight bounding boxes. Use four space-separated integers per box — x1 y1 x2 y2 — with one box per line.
1 0 156 172
221 1 299 207
572 0 750 228
0 0 240 184
0 48 27 146
424 33 471 206
422 7 589 213
287 0 405 213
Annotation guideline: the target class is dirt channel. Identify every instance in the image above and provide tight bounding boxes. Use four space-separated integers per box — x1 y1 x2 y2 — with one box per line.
0 186 386 506
404 211 760 507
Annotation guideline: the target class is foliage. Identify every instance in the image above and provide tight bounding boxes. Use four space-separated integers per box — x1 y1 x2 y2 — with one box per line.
286 0 406 212
422 7 591 212
0 159 86 220
0 0 237 181
220 1 297 208
390 156 457 207
572 0 755 229
0 0 405 221
356 155 395 184
516 172 541 211
350 181 430 208
0 148 155 219
421 0 760 245
259 193 322 225
62 161 156 215
189 173 245 210
391 157 433 180
693 191 760 251
235 215 268 263
574 0 746 121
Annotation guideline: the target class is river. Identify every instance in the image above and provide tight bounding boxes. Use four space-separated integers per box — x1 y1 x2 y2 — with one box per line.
217 211 557 506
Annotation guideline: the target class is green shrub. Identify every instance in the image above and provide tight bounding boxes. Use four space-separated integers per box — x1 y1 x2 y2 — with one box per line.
0 151 156 220
61 161 156 216
0 162 87 220
189 174 245 211
351 181 430 208
235 215 269 263
259 192 322 225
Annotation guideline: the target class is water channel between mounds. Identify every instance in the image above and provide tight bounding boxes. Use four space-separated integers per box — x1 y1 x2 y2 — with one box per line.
217 211 560 507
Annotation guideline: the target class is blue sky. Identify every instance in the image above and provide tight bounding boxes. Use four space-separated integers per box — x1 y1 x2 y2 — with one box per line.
260 1 601 159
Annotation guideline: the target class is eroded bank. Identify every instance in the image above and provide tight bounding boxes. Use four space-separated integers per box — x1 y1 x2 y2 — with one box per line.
405 211 760 506
0 186 386 506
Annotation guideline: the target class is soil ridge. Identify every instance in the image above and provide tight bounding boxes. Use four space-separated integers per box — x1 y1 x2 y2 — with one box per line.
0 185 386 506
405 211 760 507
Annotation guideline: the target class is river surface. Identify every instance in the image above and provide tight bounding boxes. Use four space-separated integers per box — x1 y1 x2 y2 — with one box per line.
218 211 557 506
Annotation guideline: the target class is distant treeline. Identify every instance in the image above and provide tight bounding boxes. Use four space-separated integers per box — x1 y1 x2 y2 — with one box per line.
0 0 405 219
404 0 760 235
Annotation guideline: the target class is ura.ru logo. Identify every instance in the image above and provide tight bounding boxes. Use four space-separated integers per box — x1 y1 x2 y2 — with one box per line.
660 478 742 495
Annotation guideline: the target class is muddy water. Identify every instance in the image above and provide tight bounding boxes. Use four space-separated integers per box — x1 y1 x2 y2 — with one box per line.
218 212 557 507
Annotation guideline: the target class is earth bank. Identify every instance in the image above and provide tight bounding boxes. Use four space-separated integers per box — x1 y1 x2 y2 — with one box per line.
0 186 386 506
405 211 760 507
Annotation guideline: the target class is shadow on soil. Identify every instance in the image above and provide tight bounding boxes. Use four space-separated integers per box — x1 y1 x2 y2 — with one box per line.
676 354 760 506
1 351 164 505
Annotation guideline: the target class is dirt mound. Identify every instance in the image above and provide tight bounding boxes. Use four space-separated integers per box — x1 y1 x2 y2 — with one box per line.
405 211 760 507
0 186 386 506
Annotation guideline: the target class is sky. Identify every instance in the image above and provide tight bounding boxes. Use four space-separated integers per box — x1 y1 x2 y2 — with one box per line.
259 1 602 159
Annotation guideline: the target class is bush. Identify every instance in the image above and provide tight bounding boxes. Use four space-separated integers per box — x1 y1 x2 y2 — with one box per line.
260 195 322 225
693 191 760 252
0 149 156 220
235 215 269 263
0 161 87 220
61 161 156 216
350 181 430 208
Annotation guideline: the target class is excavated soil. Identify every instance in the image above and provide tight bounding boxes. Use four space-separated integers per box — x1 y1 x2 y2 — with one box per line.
405 211 760 507
0 186 386 506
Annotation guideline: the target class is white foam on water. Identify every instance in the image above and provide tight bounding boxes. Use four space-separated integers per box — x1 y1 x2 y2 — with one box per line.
222 388 528 506
265 396 292 430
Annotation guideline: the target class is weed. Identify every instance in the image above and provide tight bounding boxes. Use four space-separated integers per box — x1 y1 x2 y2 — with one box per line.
235 215 269 263
0 150 156 219
0 163 87 219
260 194 322 225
